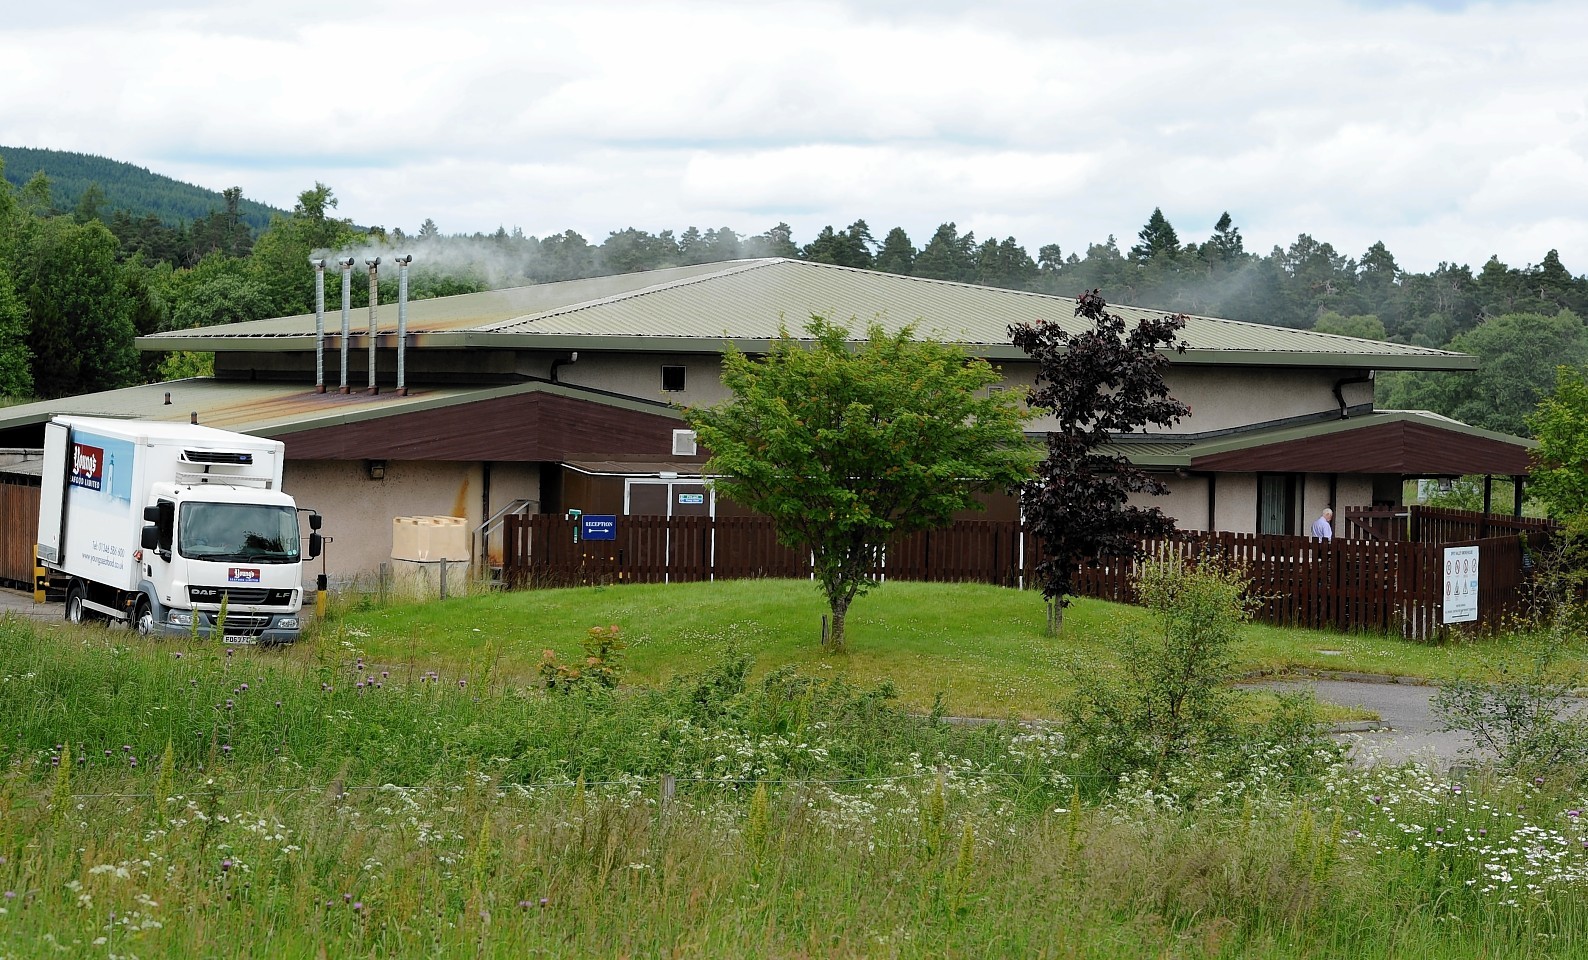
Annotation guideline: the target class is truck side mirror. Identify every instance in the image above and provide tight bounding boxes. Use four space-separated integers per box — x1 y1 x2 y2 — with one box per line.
309 513 322 531
143 505 160 523
141 524 159 550
308 532 323 560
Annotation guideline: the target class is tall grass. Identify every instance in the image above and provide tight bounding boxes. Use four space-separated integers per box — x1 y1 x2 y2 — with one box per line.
1 614 1586 957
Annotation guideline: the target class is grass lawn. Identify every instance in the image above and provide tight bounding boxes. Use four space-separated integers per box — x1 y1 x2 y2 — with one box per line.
321 578 1575 719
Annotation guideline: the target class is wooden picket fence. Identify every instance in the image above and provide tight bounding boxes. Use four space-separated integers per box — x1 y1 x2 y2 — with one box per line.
502 510 1549 636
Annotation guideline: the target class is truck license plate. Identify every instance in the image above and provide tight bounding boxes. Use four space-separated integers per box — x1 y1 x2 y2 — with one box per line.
222 634 257 645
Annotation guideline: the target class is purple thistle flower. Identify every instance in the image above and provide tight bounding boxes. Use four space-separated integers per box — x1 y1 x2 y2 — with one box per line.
343 893 352 902
355 682 365 690
518 899 531 909
225 699 234 710
539 897 548 908
1480 828 1488 836
1435 827 1444 835
239 683 249 691
352 901 363 912
1535 776 1545 786
50 757 58 767
458 679 467 688
105 749 112 757
226 649 234 657
1568 810 1582 818
129 758 137 767
3 891 13 899
122 745 132 752
381 671 389 679
221 859 232 871
221 745 232 754
174 651 182 659
1371 795 1381 804
275 701 282 708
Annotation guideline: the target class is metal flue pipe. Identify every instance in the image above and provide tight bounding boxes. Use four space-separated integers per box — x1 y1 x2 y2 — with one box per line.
394 254 412 397
313 260 329 392
365 257 381 395
338 257 354 393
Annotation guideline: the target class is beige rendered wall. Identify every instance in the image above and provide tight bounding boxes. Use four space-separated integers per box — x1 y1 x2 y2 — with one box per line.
1127 475 1213 531
523 353 731 409
933 361 1364 435
282 460 541 582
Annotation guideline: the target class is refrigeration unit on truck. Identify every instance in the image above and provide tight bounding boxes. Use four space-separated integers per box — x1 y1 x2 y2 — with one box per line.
35 416 322 644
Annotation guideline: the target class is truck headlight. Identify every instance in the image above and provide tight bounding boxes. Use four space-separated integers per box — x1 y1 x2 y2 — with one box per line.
277 617 300 630
167 610 193 626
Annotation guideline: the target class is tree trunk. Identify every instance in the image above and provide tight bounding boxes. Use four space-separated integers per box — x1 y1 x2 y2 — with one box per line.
828 597 849 654
1047 598 1064 636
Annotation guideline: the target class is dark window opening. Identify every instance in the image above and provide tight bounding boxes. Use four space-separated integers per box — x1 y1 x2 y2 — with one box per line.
661 366 686 392
1257 473 1298 535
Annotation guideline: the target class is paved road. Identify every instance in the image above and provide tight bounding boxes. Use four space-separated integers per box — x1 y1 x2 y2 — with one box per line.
0 586 55 623
1248 677 1475 769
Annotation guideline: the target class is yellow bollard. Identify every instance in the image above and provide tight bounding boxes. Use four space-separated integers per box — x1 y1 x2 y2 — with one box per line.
34 552 46 604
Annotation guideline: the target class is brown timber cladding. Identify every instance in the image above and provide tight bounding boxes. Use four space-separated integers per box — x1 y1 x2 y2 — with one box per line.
503 509 1548 636
0 474 40 590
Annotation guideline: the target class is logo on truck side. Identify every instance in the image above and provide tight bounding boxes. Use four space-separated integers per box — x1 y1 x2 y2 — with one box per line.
69 443 104 491
228 567 261 583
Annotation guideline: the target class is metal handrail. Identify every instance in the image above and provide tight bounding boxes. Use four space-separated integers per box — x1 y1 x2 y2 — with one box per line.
476 498 536 541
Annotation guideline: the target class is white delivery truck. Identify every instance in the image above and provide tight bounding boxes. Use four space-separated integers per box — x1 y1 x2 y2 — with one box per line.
35 416 322 644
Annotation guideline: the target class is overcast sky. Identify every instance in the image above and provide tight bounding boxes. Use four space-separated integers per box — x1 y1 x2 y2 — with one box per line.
5 0 1584 274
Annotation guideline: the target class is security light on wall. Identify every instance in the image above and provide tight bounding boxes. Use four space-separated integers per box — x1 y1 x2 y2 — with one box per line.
366 459 387 481
672 429 698 457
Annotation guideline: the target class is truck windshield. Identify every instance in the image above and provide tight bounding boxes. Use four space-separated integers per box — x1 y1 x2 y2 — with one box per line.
178 502 301 563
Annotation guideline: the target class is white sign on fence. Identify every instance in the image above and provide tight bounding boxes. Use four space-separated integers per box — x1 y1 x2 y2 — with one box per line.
1442 545 1479 624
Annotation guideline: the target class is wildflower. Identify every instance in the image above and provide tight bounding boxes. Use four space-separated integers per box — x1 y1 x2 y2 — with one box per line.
129 758 137 767
381 671 389 679
1568 810 1582 819
123 745 132 752
1535 777 1545 786
518 899 531 909
459 679 467 688
3 891 14 899
1371 795 1381 804
174 652 182 659
540 897 548 908
352 901 363 912
224 700 234 710
344 893 352 902
275 701 282 708
221 859 232 871
239 683 249 692
221 745 232 754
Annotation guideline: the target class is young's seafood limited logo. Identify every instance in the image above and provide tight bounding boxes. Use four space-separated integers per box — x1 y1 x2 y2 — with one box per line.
69 443 105 491
228 567 261 584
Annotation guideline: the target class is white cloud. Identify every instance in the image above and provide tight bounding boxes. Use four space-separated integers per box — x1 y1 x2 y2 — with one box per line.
1 0 1584 272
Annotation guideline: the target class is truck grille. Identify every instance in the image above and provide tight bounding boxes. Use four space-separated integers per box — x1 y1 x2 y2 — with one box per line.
188 587 295 605
208 614 271 634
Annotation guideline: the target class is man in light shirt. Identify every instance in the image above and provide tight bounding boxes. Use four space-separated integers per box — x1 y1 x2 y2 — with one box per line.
1311 507 1334 540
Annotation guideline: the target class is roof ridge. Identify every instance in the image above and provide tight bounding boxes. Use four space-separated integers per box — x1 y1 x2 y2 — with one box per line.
477 259 780 331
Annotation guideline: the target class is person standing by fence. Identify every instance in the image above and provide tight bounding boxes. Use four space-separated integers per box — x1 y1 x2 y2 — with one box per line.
1311 507 1334 540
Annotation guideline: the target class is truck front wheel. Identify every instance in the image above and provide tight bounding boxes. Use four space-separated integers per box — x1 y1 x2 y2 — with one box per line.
134 597 154 637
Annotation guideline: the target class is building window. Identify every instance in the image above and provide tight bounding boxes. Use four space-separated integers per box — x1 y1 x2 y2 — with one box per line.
661 365 686 392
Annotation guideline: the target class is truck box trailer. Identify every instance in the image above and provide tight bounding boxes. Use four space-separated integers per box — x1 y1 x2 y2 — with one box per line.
35 417 321 644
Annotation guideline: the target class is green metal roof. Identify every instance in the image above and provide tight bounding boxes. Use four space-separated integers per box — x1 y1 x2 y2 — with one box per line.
0 378 678 442
140 259 1476 372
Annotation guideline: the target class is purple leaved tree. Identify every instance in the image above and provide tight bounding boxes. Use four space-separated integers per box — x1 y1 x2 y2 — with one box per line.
1011 290 1190 633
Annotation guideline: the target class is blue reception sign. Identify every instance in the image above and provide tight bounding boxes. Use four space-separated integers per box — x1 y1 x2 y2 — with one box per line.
581 515 617 541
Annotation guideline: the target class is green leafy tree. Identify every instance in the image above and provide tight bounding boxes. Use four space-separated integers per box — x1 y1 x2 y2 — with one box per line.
745 222 798 259
247 183 360 316
0 267 32 398
1385 311 1588 436
684 316 1036 652
1527 365 1588 527
12 216 137 396
1313 311 1386 340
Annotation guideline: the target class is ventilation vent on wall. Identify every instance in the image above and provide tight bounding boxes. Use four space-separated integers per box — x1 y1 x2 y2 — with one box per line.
672 429 698 457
